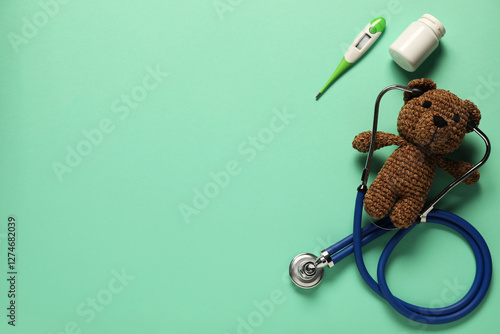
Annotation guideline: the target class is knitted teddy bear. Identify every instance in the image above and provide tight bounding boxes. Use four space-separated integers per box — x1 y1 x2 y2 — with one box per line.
352 78 481 228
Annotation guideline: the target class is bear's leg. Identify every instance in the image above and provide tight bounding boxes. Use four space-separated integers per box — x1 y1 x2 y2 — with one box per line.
390 197 424 228
364 178 397 220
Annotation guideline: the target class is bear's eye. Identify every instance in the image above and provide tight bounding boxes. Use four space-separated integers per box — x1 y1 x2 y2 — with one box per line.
422 101 432 108
452 114 460 122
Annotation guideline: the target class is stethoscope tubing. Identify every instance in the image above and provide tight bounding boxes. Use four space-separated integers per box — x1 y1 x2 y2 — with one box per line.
348 190 492 324
326 215 392 264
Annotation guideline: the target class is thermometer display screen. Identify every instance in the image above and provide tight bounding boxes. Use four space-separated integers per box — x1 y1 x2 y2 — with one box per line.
356 34 371 50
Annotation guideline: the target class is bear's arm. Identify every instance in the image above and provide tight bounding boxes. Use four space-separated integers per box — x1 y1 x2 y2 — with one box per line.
352 131 407 153
434 156 480 185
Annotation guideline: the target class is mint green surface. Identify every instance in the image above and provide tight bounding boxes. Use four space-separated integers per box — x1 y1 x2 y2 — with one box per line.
1 1 499 333
370 16 386 33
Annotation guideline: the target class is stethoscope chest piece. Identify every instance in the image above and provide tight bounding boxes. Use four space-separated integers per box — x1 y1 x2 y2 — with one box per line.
289 253 324 289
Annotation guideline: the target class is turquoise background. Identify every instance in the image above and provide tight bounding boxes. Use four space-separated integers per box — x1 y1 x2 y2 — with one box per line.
1 0 499 333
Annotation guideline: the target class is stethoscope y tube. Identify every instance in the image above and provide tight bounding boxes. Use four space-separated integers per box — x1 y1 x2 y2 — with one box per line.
361 85 417 188
289 84 492 324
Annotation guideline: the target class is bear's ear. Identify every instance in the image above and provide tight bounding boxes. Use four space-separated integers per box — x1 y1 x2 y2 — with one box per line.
403 78 437 103
464 100 481 132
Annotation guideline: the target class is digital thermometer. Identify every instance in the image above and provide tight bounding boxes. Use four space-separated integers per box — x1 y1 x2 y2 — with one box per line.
315 17 386 100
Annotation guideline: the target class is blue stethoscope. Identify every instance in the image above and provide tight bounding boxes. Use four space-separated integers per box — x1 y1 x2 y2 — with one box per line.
289 85 492 324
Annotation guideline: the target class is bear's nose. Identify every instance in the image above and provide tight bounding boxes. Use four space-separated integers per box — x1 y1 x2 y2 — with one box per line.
433 115 448 128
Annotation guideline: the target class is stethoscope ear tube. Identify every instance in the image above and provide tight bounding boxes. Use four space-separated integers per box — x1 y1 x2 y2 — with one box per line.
420 126 491 221
353 190 492 324
361 85 416 187
360 84 492 221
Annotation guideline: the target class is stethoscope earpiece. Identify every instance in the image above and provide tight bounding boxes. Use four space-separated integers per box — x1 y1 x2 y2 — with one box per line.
411 87 424 97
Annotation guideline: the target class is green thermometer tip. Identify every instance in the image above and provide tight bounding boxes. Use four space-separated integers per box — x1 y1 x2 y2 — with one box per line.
315 57 352 100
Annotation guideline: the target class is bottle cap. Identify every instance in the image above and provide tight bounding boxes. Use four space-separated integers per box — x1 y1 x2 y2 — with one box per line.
419 14 446 39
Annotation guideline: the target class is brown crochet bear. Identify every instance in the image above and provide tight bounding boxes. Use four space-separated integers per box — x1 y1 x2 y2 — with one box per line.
352 78 481 228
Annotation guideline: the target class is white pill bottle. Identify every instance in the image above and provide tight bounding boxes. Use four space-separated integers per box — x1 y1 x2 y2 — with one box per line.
389 14 446 72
